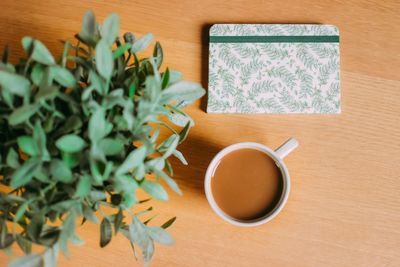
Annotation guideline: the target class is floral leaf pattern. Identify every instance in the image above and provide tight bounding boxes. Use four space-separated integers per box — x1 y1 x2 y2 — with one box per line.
207 24 341 114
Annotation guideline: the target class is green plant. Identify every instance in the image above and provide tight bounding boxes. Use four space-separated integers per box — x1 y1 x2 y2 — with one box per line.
0 11 205 266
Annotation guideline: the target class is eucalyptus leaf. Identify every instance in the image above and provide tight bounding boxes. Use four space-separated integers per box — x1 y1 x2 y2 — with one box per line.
113 43 131 59
169 70 182 84
8 253 42 267
129 216 154 265
100 217 112 247
153 41 163 69
131 33 153 53
89 108 107 142
116 146 147 176
79 10 96 45
75 174 91 197
30 64 44 86
95 39 113 80
17 136 39 156
161 217 176 229
148 227 174 245
141 180 168 201
162 134 179 159
161 81 205 104
101 13 120 46
6 148 20 168
0 71 31 96
9 103 39 125
15 235 32 254
11 159 41 188
98 138 124 156
51 65 76 88
22 37 55 65
154 170 182 196
172 150 188 165
50 159 73 183
56 134 86 153
42 245 59 267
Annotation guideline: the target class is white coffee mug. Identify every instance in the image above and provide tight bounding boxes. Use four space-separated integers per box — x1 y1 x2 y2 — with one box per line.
204 138 299 227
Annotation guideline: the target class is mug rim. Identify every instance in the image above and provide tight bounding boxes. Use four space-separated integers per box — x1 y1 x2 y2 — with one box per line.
204 142 291 227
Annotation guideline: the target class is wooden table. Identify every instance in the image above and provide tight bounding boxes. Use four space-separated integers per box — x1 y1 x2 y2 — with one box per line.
1 0 399 266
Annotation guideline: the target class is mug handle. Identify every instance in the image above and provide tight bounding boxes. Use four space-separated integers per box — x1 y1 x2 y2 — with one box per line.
275 138 299 159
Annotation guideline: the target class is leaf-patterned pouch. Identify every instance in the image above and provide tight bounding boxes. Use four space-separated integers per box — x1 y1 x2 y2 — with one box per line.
207 24 340 114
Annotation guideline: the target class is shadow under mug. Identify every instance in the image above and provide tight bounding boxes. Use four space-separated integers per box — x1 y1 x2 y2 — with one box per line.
204 138 299 227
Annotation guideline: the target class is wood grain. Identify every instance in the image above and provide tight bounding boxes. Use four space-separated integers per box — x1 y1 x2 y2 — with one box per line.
0 0 399 266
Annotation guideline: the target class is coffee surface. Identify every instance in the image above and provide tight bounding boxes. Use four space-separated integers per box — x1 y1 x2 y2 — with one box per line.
211 148 283 221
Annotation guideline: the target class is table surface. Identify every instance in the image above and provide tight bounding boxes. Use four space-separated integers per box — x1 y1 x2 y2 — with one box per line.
0 0 399 266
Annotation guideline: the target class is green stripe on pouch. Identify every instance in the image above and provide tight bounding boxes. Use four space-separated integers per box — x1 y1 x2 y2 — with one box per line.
209 35 339 43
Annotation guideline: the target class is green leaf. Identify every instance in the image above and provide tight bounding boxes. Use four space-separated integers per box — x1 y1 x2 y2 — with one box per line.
113 43 132 59
9 103 39 125
161 81 205 104
100 217 112 247
11 159 41 188
148 227 174 245
168 113 191 127
83 204 99 224
114 175 139 194
89 190 107 201
6 148 20 168
129 217 154 265
161 68 170 89
30 64 44 86
178 121 191 143
131 33 154 53
145 158 165 171
114 209 123 234
59 212 76 256
89 109 107 142
121 192 137 209
75 174 91 197
62 151 79 168
50 159 73 183
42 245 59 267
141 180 168 201
35 85 58 101
13 200 32 224
133 163 145 180
101 13 120 46
165 159 173 176
79 10 96 45
169 70 182 84
0 70 31 96
153 41 163 68
22 37 55 65
172 150 188 165
51 65 76 88
56 134 86 153
0 233 13 249
162 134 179 159
17 136 39 156
8 253 42 267
16 235 32 254
115 146 147 176
95 39 113 79
98 138 124 156
154 169 182 195
161 217 176 229
56 115 82 135
33 120 50 160
123 100 134 129
26 214 44 241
